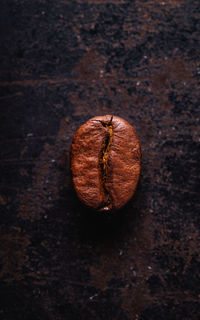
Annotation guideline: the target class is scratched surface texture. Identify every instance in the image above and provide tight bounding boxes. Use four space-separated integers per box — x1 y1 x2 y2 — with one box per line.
0 0 199 319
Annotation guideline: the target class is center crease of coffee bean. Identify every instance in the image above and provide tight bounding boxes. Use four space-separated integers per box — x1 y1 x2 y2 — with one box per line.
99 116 113 210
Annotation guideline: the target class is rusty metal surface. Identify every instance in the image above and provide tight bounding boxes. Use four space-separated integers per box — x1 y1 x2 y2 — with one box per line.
0 0 199 319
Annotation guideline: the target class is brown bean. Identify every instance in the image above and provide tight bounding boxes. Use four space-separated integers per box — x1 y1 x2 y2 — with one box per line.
70 115 141 211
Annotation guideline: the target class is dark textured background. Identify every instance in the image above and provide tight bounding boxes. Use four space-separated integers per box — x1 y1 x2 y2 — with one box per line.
0 0 199 319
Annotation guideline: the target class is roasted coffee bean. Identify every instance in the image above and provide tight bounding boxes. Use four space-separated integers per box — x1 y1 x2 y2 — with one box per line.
70 115 141 211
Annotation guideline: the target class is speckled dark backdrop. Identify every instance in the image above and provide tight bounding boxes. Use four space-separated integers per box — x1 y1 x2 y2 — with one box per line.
0 0 199 319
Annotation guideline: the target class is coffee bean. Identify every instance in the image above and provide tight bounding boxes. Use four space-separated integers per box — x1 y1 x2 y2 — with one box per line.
70 115 141 211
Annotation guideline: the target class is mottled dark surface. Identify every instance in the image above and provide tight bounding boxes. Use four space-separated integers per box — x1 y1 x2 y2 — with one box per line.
0 0 199 319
